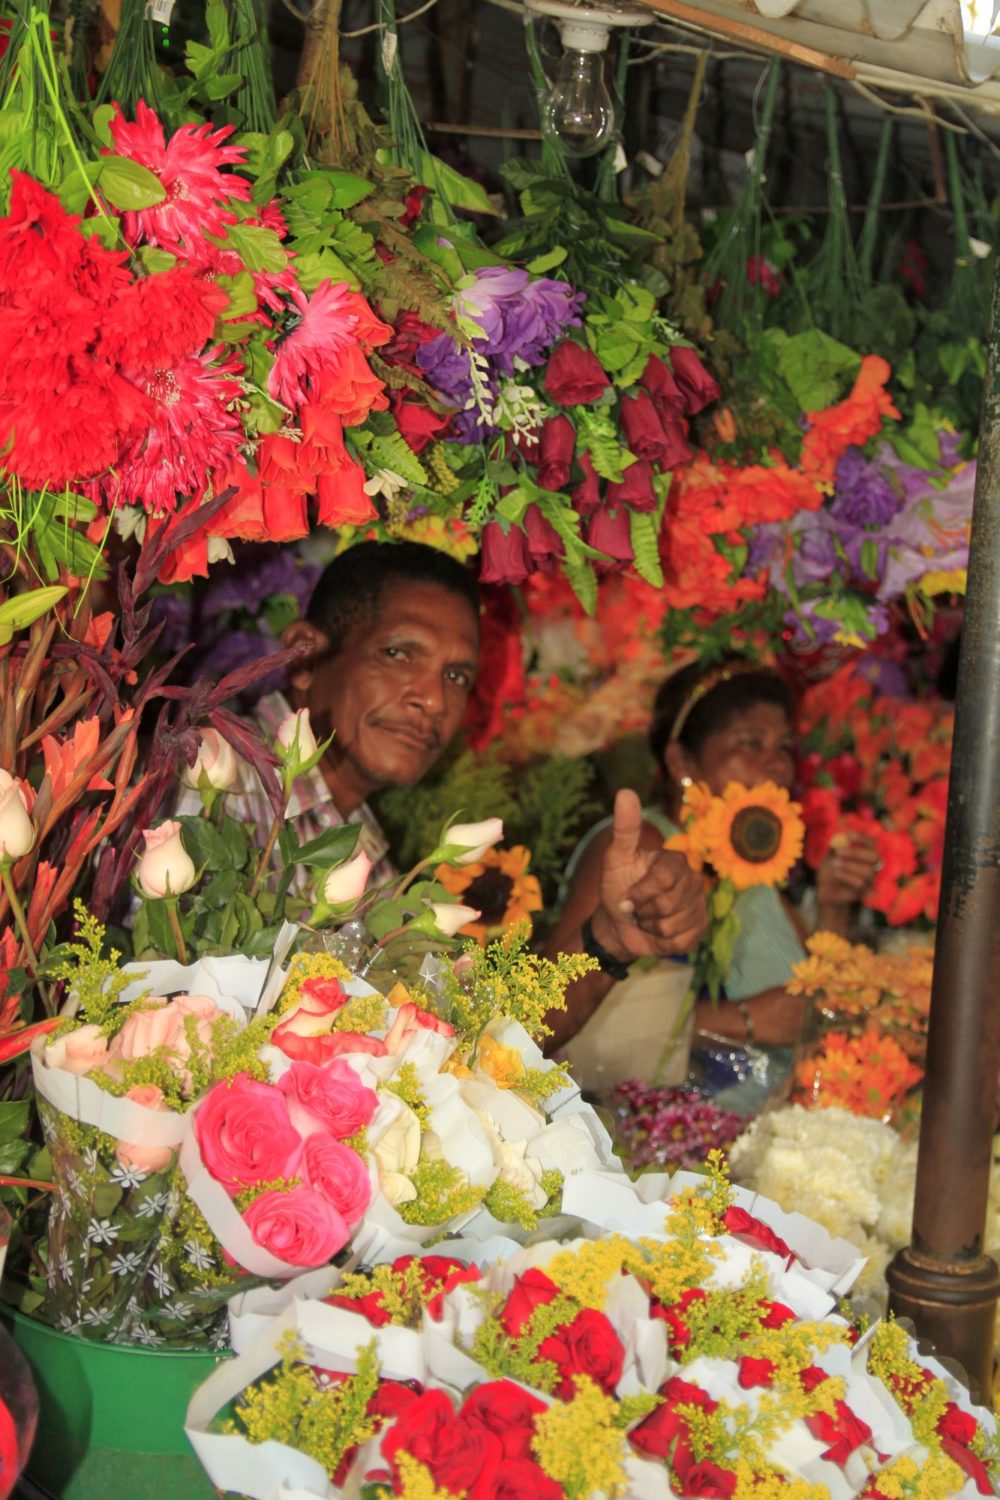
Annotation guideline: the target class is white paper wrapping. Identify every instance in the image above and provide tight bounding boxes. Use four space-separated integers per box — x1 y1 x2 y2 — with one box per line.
31 1035 189 1148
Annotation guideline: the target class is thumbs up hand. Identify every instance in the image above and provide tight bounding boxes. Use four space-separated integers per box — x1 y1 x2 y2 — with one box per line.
594 789 708 964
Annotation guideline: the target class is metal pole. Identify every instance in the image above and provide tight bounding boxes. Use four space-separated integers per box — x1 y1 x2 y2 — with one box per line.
886 259 1000 1404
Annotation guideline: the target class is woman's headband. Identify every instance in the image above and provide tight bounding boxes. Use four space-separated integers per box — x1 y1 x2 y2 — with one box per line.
667 661 771 746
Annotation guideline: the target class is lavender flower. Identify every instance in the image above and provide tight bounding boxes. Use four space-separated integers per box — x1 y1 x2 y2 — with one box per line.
830 448 903 528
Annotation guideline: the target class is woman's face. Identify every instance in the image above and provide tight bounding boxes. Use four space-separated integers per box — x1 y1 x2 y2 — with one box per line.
685 701 796 796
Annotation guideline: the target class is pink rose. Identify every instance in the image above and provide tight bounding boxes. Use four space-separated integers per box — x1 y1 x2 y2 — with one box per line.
243 1185 349 1267
108 993 225 1096
194 1073 303 1194
278 1059 378 1140
115 1085 175 1175
44 1023 111 1076
302 1134 371 1225
384 1002 456 1057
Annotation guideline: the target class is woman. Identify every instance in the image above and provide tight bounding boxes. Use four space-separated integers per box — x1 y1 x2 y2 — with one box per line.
546 659 879 1077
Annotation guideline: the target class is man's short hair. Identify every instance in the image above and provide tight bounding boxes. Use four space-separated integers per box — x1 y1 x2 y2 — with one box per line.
306 540 480 652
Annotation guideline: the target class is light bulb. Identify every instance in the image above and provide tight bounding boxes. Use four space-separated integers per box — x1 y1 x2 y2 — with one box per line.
541 20 614 159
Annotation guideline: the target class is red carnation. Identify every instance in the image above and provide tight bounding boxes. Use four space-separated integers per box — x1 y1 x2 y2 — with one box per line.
669 346 721 413
535 414 576 491
543 340 610 406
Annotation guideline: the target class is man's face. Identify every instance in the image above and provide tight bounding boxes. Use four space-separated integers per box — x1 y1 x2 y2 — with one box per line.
303 581 480 799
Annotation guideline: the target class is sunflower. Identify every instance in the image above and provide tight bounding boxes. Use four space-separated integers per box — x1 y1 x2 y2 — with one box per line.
702 780 805 890
435 845 542 945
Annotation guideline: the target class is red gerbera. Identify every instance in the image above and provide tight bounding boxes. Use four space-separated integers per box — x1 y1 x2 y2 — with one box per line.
108 99 252 253
97 346 245 515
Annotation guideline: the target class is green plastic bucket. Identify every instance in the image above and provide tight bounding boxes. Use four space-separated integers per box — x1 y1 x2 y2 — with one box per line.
4 1310 227 1500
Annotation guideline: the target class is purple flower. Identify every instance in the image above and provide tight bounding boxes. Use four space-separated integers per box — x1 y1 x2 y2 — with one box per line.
611 1082 743 1170
792 515 838 586
416 334 475 411
830 448 903 528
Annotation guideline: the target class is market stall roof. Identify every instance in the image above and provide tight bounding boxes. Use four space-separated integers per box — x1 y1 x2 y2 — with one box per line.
634 0 1000 114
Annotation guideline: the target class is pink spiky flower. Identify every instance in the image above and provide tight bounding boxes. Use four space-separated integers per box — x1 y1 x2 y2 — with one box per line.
107 99 252 254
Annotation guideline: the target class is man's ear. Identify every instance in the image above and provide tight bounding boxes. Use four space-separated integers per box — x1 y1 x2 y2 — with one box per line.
282 619 331 694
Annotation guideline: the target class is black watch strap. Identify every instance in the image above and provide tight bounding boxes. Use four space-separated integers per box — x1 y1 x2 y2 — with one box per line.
581 915 632 982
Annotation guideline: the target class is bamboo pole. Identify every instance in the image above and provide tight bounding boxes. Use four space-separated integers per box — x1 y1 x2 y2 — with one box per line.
635 0 855 80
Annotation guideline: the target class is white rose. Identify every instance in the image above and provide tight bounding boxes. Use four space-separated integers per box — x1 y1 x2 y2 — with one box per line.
275 709 317 765
446 818 504 865
430 902 480 938
380 1171 418 1207
321 849 372 905
180 728 239 791
374 1100 422 1181
493 1139 548 1209
135 820 197 899
0 769 34 860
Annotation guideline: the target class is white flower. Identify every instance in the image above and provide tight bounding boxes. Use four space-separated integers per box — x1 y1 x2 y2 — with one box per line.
320 849 372 905
274 708 317 768
0 768 35 860
150 1262 172 1297
430 902 481 938
185 1241 214 1271
110 1162 147 1190
180 727 239 792
87 1218 119 1246
363 468 409 501
136 1192 170 1220
135 820 197 899
110 1250 145 1278
374 1099 422 1206
445 818 504 865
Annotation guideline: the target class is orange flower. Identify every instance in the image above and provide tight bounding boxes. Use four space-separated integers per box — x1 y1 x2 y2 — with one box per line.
794 1026 923 1118
701 780 805 890
435 845 542 945
41 717 113 799
800 356 900 482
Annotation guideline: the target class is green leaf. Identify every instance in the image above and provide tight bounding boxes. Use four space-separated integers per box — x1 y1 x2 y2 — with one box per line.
91 104 116 147
293 248 359 293
777 330 861 413
295 823 361 870
0 1101 30 1142
221 222 288 274
526 247 567 274
98 156 167 211
617 283 656 323
592 323 643 375
325 169 374 209
0 1140 30 1174
0 586 67 644
138 246 178 274
369 431 428 486
416 151 499 216
218 271 258 320
629 511 663 587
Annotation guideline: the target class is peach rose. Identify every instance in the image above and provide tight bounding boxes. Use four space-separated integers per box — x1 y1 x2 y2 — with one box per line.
320 849 372 905
243 1185 348 1267
302 1135 371 1225
136 820 197 898
384 1001 456 1057
108 993 225 1096
271 977 390 1064
44 1023 111 1076
115 1085 175 1175
180 728 239 791
0 769 34 860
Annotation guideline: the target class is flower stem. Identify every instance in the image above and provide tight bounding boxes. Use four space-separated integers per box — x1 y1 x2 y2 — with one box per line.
248 815 282 902
1 863 41 974
165 900 188 966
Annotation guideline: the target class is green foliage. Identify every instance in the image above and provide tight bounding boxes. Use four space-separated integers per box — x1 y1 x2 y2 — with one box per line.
47 905 144 1030
775 329 860 413
384 1061 429 1125
443 921 597 1046
470 1290 580 1391
396 1155 484 1226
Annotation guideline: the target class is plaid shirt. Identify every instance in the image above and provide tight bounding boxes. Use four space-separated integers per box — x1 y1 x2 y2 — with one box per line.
175 692 394 888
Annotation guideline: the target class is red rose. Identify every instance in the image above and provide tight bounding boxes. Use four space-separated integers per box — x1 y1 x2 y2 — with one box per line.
535 414 576 492
669 347 721 414
737 1356 777 1388
326 1288 392 1326
461 1379 547 1460
621 389 675 465
524 504 562 568
650 1287 707 1351
640 353 683 410
682 1460 738 1498
381 1389 502 1500
723 1206 794 1261
606 458 656 513
194 1074 302 1195
629 1377 716 1461
242 1185 349 1267
480 520 532 585
315 461 377 530
937 1403 978 1447
586 506 633 571
388 1254 482 1319
369 1381 423 1422
800 785 841 869
758 1299 796 1330
538 1308 625 1400
493 1460 564 1500
278 1058 378 1140
500 1268 561 1336
571 450 602 516
392 392 452 453
543 341 610 406
400 185 429 229
387 311 442 374
800 1366 829 1394
804 1400 873 1465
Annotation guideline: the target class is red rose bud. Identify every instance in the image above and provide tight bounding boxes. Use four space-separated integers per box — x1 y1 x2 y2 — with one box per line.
523 503 562 568
656 406 694 469
681 1460 738 1498
669 346 722 413
572 449 602 516
479 521 532 585
391 391 452 453
606 457 656 512
587 505 634 571
400 185 429 228
543 340 611 406
640 353 684 410
620 389 672 463
536 414 576 491
499 1268 560 1336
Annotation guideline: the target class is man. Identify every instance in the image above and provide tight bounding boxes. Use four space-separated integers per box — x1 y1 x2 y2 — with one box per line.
197 540 706 989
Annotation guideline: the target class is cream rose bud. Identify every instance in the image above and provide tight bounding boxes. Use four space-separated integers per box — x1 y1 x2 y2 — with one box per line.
180 728 238 791
374 1100 421 1184
447 818 504 865
44 1023 110 1076
136 820 197 899
321 849 372 905
275 709 317 764
430 902 480 938
0 769 34 861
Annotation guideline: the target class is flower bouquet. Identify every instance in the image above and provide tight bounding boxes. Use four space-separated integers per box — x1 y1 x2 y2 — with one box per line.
787 934 929 1122
187 1157 1000 1499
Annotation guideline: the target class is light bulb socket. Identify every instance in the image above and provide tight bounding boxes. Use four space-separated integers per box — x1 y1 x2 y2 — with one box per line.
557 17 611 51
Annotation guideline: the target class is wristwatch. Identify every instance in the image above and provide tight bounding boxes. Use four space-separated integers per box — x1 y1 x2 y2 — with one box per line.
581 915 632 983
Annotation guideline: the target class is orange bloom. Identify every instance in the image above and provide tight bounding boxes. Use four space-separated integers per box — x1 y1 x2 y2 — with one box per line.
435 845 542 945
800 355 900 481
794 1026 922 1118
41 717 113 799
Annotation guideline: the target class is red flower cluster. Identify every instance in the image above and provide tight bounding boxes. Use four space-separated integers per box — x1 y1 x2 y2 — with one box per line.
326 1253 481 1326
499 1268 625 1399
